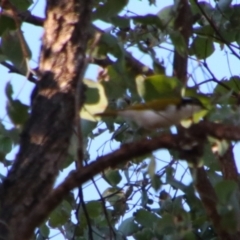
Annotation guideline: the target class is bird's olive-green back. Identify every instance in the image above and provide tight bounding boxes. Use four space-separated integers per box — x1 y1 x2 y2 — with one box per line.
125 97 182 111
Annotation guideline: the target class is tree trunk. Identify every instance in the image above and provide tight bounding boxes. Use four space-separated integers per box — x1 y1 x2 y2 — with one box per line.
0 0 92 239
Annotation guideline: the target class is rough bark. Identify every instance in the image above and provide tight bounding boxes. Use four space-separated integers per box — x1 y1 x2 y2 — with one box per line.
217 144 239 182
173 0 192 85
0 0 92 239
194 167 240 240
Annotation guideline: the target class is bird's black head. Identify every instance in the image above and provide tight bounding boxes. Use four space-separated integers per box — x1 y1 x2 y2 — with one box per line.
181 97 204 108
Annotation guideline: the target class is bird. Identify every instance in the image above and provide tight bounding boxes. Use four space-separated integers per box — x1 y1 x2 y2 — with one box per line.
95 97 204 129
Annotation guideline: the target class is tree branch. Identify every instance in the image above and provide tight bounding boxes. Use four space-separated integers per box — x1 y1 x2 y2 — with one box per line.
1 61 37 83
194 0 240 60
1 10 44 27
217 145 238 182
2 8 154 78
194 167 240 240
19 121 240 238
173 0 192 84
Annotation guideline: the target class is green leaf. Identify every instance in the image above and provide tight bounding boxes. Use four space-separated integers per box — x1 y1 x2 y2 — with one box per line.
194 25 215 37
220 187 240 231
236 32 240 46
0 15 16 36
99 33 124 58
153 59 165 74
49 200 71 227
155 213 175 235
0 136 12 155
157 5 175 27
134 209 159 228
190 0 213 14
130 23 162 48
5 82 13 100
147 157 156 178
102 187 125 206
103 169 122 187
132 14 163 29
147 160 162 191
133 228 155 240
85 201 103 218
67 134 79 161
172 196 184 212
189 36 215 59
0 152 5 162
190 1 214 25
201 143 220 171
159 195 173 213
220 208 238 232
80 79 108 122
207 170 223 187
61 154 74 170
215 180 238 204
214 76 240 95
125 185 133 199
207 136 229 157
0 52 7 62
118 217 139 236
182 231 197 240
151 174 162 192
5 82 29 126
217 27 236 43
64 221 75 239
148 0 156 5
81 119 97 137
169 30 188 57
113 200 128 218
0 122 19 145
135 74 182 101
1 30 32 74
141 189 148 206
39 223 50 238
216 140 229 156
93 0 128 21
6 99 29 126
85 85 100 104
110 16 130 29
166 175 187 193
101 63 127 99
9 0 32 10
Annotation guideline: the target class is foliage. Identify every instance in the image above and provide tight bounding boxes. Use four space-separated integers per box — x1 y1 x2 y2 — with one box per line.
1 0 240 239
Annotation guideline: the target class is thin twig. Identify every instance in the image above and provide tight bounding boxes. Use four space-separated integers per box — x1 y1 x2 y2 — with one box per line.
0 61 37 84
74 31 102 240
194 0 240 60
